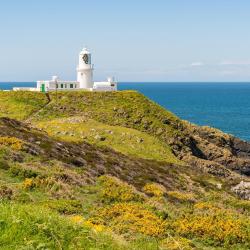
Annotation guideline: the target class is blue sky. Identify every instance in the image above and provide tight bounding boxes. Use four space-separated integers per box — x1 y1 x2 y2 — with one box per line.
1 0 250 82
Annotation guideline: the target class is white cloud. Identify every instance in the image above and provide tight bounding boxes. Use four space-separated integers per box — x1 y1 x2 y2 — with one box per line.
190 62 205 67
220 70 237 76
219 60 250 66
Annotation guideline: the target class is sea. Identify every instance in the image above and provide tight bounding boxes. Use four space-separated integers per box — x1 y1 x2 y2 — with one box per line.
1 82 250 142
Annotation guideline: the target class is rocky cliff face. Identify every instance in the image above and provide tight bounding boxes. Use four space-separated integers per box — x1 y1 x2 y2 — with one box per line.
171 122 250 177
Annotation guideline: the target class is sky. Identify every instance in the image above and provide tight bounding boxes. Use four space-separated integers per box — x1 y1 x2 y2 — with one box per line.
0 0 250 82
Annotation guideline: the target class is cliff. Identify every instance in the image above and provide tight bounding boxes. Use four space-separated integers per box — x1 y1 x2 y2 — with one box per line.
0 90 249 249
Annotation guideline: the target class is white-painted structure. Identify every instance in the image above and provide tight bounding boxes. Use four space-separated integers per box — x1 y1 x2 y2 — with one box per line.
14 48 117 92
77 48 93 89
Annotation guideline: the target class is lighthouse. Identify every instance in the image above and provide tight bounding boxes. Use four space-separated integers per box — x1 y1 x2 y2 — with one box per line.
77 48 94 89
16 46 117 92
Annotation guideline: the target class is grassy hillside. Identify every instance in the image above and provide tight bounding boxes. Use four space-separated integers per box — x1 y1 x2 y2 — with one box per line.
35 117 181 164
0 91 250 249
0 91 48 120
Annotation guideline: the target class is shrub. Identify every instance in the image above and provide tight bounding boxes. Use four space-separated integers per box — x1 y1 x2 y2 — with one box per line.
98 175 143 203
23 178 36 190
0 136 23 150
9 165 39 179
143 183 166 197
89 203 167 237
45 200 83 215
0 185 13 200
194 202 217 210
71 215 85 224
170 207 250 246
0 159 10 170
160 236 194 250
167 191 195 202
35 176 57 189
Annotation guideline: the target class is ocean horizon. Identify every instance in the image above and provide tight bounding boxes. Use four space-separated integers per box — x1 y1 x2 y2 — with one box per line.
1 81 250 142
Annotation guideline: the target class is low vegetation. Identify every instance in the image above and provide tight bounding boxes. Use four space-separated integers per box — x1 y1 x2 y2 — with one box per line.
0 91 47 120
35 117 181 164
0 90 249 249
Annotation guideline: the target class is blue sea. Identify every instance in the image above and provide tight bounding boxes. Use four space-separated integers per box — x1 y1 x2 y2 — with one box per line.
1 82 250 142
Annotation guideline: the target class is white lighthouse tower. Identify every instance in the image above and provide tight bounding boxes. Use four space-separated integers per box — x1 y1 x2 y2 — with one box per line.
77 48 93 89
22 46 117 93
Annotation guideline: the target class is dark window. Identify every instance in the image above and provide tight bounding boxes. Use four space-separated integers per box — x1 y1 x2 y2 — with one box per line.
70 84 74 88
61 84 63 88
56 84 58 88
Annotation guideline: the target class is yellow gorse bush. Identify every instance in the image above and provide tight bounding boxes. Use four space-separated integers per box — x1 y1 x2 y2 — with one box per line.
160 236 194 250
70 215 105 232
98 175 142 203
85 220 105 232
0 136 23 150
71 215 84 224
143 183 166 197
23 178 36 189
89 202 167 237
23 177 58 190
194 202 217 210
167 191 195 202
171 207 250 246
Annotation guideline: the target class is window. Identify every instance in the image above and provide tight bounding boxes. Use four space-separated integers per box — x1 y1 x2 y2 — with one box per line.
65 84 67 88
75 84 77 88
70 84 74 88
56 84 58 88
61 84 63 88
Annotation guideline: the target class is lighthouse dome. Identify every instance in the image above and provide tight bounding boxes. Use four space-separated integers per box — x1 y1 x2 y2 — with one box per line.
80 48 90 55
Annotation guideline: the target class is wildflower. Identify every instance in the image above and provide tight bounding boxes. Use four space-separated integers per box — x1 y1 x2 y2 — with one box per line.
23 178 35 190
0 136 23 150
71 215 84 224
89 203 167 237
98 175 142 203
167 191 195 202
143 183 166 197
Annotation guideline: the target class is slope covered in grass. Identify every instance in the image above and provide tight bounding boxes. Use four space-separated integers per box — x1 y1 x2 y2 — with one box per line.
0 91 48 120
0 90 250 249
0 203 128 250
0 116 249 249
35 117 181 164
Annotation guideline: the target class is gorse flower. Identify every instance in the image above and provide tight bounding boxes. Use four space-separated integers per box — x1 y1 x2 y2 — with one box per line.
23 178 35 190
143 183 166 197
89 203 167 237
70 215 84 224
170 207 250 246
167 191 195 202
0 136 23 150
98 175 142 203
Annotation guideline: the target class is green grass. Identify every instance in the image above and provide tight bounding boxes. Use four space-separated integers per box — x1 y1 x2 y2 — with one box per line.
37 91 183 137
0 90 249 249
36 117 181 164
2 90 184 145
0 91 48 120
0 202 128 250
1 90 184 164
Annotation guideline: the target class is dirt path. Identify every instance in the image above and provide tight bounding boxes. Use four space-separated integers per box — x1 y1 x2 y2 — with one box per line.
24 93 51 123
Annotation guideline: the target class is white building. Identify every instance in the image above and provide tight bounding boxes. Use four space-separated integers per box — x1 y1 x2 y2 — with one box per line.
14 48 117 92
